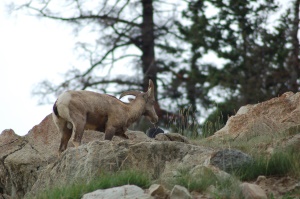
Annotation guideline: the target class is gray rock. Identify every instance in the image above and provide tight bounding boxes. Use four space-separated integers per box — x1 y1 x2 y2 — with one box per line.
82 185 153 199
210 149 253 173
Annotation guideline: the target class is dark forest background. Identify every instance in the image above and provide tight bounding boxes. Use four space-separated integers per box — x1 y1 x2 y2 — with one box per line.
13 0 300 136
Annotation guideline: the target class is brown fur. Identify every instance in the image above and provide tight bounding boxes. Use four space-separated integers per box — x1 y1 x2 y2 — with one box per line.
53 80 158 154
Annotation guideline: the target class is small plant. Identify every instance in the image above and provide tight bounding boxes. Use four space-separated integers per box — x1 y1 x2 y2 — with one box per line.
167 106 201 139
30 170 151 199
212 176 243 199
173 167 217 192
172 166 243 198
201 114 224 138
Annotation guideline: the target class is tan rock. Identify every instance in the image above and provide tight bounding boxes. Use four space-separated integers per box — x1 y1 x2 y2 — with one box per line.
170 185 192 199
155 133 190 143
240 182 267 199
255 176 300 199
27 140 213 197
148 184 169 199
210 92 300 140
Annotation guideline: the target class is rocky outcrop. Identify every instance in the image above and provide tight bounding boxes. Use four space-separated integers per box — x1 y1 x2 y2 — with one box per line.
210 92 300 140
28 137 213 196
0 113 215 198
0 124 57 199
0 114 108 198
1 91 300 199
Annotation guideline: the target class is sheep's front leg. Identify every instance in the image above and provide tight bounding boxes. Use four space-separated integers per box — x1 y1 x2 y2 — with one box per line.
116 127 129 139
104 126 116 140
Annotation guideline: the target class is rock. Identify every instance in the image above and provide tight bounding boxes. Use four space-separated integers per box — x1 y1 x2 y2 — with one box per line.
0 114 108 198
125 130 152 142
210 149 253 173
210 92 300 140
147 128 164 138
0 112 204 198
28 140 213 196
240 182 267 199
170 185 192 199
155 133 190 143
148 184 168 199
255 176 300 199
82 185 152 199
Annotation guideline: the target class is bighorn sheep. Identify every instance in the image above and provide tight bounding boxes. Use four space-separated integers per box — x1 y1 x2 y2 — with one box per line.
52 79 158 153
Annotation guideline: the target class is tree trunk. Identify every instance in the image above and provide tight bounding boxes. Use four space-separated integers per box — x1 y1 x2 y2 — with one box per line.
290 0 300 91
141 0 157 98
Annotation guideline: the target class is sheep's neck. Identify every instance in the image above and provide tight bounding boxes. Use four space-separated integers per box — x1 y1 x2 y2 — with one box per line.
126 101 145 125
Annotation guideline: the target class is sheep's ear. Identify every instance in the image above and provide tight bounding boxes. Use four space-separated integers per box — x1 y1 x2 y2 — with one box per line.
147 88 152 98
148 79 155 98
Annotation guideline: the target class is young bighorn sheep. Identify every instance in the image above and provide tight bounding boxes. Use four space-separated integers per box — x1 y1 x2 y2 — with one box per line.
53 79 158 153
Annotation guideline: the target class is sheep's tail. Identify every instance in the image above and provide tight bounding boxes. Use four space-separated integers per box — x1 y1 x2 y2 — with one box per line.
53 100 59 117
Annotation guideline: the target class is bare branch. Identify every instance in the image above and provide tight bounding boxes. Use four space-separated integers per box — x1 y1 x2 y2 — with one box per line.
25 4 141 27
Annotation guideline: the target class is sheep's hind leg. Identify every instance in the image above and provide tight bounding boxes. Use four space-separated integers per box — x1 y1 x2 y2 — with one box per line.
58 122 72 154
72 121 85 148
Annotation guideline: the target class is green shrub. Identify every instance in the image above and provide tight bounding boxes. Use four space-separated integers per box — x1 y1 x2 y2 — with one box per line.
233 148 299 181
173 167 217 192
172 167 242 198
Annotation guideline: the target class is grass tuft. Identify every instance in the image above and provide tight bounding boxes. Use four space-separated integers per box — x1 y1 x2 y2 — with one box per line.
172 166 242 198
29 170 151 199
233 147 300 181
173 167 217 192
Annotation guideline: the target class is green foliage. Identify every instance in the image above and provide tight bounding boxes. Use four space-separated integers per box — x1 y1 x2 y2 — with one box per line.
233 148 300 181
173 167 217 192
212 176 243 199
179 0 300 124
172 166 242 198
30 170 151 199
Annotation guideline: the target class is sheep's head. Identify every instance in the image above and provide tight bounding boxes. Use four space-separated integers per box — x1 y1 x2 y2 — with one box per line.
120 79 158 124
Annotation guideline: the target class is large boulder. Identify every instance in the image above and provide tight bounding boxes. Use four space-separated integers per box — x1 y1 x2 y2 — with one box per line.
210 92 300 140
0 114 105 198
0 114 60 198
210 149 253 173
28 138 213 196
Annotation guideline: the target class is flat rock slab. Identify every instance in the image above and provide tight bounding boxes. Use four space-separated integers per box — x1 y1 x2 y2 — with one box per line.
82 185 152 199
